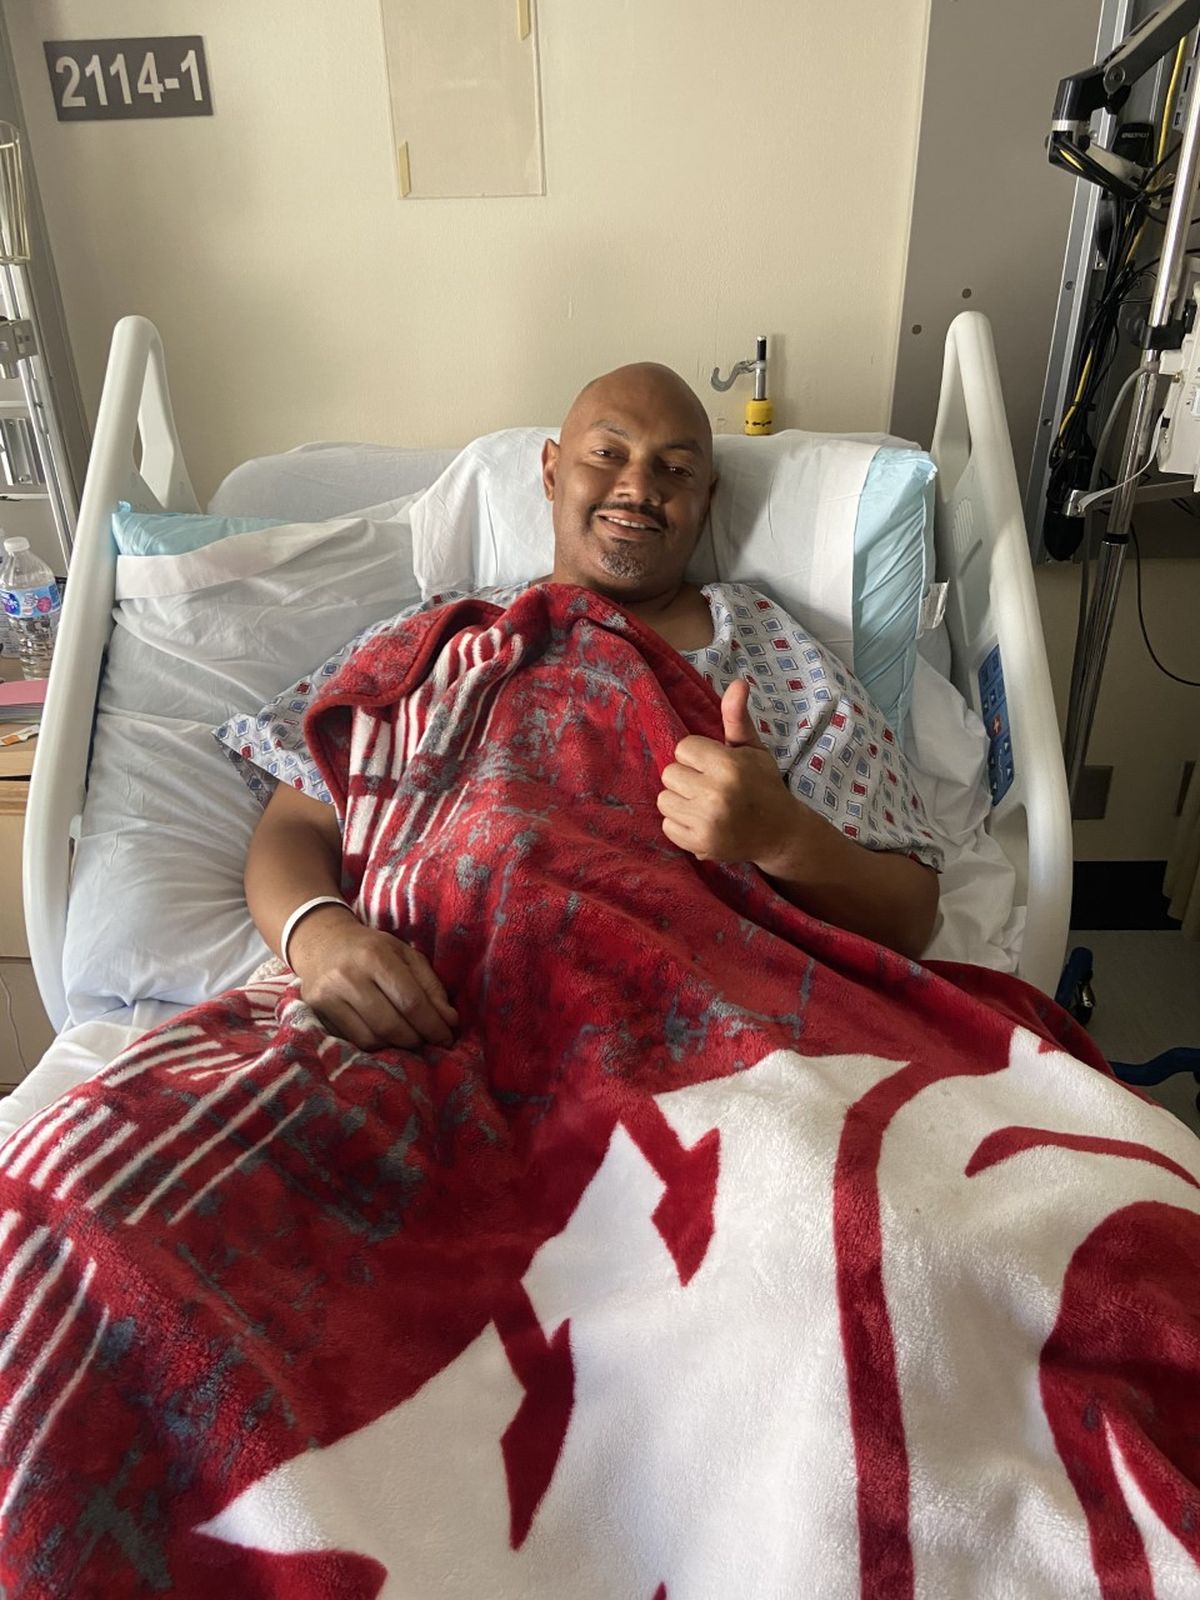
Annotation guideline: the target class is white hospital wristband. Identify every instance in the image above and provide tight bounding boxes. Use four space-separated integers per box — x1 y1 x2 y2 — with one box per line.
280 895 349 970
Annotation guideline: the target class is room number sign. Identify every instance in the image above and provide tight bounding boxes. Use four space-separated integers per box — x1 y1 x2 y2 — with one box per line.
44 37 212 121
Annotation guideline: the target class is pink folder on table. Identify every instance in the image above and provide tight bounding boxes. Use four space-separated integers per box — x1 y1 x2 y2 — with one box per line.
0 678 48 720
0 679 48 707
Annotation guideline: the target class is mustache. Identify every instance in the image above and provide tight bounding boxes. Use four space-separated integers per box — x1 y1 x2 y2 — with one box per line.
590 501 667 531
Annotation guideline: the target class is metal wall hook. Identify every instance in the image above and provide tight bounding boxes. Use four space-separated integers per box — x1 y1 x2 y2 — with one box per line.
711 358 757 392
711 336 769 400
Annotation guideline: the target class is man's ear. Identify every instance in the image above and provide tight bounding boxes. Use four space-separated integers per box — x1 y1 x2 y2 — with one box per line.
542 438 560 501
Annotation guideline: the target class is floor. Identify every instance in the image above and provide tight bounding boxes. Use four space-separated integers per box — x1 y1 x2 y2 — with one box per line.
1068 928 1200 1136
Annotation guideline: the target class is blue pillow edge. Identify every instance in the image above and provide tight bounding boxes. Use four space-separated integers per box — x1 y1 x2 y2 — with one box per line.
850 450 937 736
111 502 290 558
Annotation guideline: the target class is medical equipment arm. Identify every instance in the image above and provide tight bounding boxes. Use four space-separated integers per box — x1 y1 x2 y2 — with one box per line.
1049 1 1200 799
1050 0 1200 199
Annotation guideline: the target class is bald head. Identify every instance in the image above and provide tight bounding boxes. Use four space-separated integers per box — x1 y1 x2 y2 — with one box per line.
542 362 717 603
561 363 714 476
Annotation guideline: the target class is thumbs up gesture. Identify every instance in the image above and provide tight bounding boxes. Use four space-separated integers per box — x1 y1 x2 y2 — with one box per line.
716 677 762 750
658 679 801 868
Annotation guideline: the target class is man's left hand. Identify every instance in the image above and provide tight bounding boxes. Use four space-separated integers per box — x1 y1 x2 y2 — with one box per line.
658 679 805 868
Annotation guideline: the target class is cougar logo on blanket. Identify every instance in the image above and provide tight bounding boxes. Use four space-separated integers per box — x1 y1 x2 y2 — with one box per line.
0 585 1198 1598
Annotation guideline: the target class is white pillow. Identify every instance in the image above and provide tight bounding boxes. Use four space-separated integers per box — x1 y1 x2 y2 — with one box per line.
209 442 461 522
62 513 421 1023
411 428 892 670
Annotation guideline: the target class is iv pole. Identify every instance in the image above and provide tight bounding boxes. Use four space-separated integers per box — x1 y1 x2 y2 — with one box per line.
1050 0 1200 797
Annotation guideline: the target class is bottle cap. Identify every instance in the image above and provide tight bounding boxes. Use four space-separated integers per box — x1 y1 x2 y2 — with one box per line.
3 536 29 554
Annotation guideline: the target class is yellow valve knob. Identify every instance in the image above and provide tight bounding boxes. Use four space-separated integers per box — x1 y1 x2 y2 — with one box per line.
744 397 774 436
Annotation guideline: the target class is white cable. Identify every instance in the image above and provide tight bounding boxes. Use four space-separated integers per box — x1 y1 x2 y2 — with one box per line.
1088 370 1144 491
1095 411 1167 502
1071 376 1161 724
279 896 348 970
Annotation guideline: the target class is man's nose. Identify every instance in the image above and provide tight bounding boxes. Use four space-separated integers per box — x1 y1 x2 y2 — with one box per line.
613 457 661 503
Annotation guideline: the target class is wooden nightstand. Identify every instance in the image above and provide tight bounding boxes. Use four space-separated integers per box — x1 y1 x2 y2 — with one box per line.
0 734 56 1085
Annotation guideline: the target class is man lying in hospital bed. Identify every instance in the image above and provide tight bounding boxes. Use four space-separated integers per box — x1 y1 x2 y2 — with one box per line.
2 359 1200 1597
235 363 940 1052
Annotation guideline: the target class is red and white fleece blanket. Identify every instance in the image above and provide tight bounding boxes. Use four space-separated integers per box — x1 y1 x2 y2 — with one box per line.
2 584 1199 1600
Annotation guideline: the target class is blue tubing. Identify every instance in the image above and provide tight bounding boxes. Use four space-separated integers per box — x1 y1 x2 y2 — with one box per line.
1110 1048 1200 1087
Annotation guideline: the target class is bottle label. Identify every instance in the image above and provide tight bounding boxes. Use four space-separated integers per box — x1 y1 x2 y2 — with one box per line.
1 582 61 619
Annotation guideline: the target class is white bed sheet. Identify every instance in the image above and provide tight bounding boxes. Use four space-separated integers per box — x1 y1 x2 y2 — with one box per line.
63 512 424 1022
0 1000 184 1142
907 654 1021 969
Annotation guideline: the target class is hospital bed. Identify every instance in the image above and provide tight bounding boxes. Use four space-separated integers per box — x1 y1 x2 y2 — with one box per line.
13 317 1200 1600
12 308 1071 1110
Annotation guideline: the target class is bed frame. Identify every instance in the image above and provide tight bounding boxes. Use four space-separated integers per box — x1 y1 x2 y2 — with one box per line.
22 312 1072 1030
929 314 1073 994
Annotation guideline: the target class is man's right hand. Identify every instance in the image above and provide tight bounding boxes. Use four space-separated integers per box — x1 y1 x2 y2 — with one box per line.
287 904 459 1053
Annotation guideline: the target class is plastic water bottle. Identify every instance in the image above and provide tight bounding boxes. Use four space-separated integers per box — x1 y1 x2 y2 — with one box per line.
0 535 61 679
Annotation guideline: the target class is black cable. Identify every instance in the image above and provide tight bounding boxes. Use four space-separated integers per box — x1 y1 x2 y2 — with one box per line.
1055 291 1127 449
1134 141 1185 212
1130 526 1200 686
1056 207 1148 455
1049 251 1145 493
1047 148 1199 550
1148 143 1183 184
1055 234 1162 449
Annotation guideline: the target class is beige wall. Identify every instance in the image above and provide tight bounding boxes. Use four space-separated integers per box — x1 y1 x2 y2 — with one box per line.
4 0 931 502
892 0 1099 490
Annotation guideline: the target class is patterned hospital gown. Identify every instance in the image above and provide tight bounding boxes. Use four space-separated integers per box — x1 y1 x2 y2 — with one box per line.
213 582 942 870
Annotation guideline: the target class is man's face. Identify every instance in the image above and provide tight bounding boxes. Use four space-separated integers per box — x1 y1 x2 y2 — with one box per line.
543 367 715 601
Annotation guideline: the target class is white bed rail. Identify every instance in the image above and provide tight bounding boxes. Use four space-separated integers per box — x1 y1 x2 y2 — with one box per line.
931 312 1072 996
23 316 198 1028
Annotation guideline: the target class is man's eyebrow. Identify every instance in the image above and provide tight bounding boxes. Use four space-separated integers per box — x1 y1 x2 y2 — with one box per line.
588 420 703 454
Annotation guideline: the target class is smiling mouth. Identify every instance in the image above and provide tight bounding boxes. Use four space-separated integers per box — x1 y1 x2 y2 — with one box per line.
594 512 662 535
